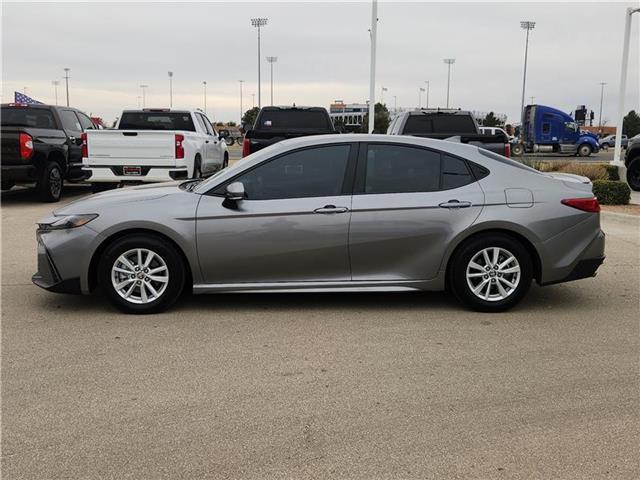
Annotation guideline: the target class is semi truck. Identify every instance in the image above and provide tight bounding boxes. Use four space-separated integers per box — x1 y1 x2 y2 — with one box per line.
512 105 600 157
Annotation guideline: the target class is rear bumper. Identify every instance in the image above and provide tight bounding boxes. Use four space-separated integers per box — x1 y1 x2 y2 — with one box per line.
2 164 36 182
541 256 605 286
83 166 189 183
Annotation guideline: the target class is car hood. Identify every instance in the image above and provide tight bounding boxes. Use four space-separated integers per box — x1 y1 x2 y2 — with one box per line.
54 182 186 215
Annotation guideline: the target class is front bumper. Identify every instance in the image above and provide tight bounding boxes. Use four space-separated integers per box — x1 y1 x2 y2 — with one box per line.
84 166 189 183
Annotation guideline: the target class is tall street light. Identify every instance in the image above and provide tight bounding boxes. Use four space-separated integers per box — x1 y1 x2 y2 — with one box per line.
251 18 268 109
443 59 455 108
168 71 173 108
418 87 425 109
252 93 255 108
519 21 536 130
381 86 387 104
393 95 397 113
424 81 430 108
63 67 71 106
367 0 378 133
140 84 148 108
598 82 607 131
52 80 59 105
239 80 244 123
203 81 207 114
266 56 277 106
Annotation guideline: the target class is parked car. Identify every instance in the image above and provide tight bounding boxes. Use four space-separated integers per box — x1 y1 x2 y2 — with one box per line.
387 109 511 157
83 109 228 191
625 133 640 191
479 126 510 138
1 103 97 201
33 134 604 314
599 134 628 149
242 106 337 157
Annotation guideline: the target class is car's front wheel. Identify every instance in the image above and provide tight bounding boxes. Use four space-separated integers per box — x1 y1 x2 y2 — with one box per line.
577 144 593 157
627 158 640 191
448 234 533 312
98 235 185 314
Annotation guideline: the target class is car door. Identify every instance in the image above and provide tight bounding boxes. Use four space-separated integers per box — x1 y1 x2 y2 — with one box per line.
58 109 83 167
193 113 215 173
202 114 224 170
195 143 356 284
349 142 485 281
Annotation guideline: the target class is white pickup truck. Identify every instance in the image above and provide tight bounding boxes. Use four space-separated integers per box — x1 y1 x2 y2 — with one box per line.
82 109 229 189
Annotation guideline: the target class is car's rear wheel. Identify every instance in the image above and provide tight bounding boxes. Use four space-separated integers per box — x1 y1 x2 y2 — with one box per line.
626 158 640 191
36 161 63 202
98 235 185 314
448 234 533 312
193 155 202 178
577 144 592 157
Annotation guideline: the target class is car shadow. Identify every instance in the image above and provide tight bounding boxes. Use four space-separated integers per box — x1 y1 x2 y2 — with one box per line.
1 184 92 205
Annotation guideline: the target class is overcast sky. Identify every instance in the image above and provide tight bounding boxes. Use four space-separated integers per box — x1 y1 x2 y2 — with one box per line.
2 1 639 125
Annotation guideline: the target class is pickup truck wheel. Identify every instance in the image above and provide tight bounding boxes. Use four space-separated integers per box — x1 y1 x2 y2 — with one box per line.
36 162 63 202
225 137 235 146
511 143 524 156
193 156 202 178
577 144 592 157
626 159 640 191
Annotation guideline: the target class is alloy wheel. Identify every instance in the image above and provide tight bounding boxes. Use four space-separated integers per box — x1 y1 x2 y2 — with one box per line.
111 248 169 304
466 247 521 302
49 167 62 198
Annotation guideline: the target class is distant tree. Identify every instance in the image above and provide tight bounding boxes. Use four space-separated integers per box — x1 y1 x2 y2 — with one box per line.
227 121 237 127
622 110 640 137
361 103 391 133
483 112 501 127
333 117 345 133
241 107 260 128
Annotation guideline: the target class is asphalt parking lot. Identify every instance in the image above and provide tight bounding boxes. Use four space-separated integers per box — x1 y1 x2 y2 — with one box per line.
2 185 639 479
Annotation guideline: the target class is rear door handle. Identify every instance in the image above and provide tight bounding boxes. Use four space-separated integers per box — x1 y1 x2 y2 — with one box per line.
439 200 472 209
314 205 349 214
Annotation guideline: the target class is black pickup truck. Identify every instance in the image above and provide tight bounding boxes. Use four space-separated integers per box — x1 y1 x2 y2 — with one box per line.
1 103 95 201
625 133 640 191
387 109 511 158
242 106 337 157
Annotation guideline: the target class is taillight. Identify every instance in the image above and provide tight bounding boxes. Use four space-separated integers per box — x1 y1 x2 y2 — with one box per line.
242 137 251 157
81 132 88 158
504 143 511 158
561 197 600 213
175 134 184 159
19 133 33 159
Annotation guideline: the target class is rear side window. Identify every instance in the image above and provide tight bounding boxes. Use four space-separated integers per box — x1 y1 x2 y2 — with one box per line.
256 109 332 130
60 110 82 132
118 112 196 131
364 144 440 194
403 114 477 135
76 112 95 130
442 155 474 189
1 107 56 129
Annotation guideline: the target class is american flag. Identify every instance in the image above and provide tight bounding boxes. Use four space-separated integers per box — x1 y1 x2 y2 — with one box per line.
14 91 43 105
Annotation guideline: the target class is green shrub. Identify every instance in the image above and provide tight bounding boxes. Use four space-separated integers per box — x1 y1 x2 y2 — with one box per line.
603 164 620 181
592 180 631 205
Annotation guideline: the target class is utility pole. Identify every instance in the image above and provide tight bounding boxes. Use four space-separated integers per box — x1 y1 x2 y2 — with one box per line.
168 71 173 108
252 93 255 109
597 82 606 130
63 67 70 106
424 81 430 108
520 21 536 132
203 81 207 114
266 56 277 106
140 84 148 108
381 86 387 105
239 80 244 123
418 87 425 109
443 59 455 108
52 80 59 105
367 0 378 134
251 18 268 109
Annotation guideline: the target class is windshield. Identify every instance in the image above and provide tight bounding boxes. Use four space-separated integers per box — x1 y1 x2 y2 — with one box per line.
118 112 195 131
256 110 332 130
1 107 56 128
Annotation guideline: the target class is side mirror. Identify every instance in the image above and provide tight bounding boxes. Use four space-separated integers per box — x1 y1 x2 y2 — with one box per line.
242 123 253 133
225 182 245 201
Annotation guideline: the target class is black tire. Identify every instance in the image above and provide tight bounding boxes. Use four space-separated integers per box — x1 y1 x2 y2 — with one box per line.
626 158 640 192
36 161 63 202
577 143 592 157
222 153 229 169
511 143 524 156
193 155 202 178
91 183 119 194
448 233 533 312
225 137 235 146
98 234 186 314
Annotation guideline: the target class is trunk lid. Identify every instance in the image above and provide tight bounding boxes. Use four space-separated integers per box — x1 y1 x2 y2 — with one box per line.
84 130 178 166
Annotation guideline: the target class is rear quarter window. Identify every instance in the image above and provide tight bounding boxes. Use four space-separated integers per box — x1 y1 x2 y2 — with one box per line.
256 110 332 130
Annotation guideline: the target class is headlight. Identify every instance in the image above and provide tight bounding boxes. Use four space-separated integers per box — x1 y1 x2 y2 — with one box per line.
38 214 98 231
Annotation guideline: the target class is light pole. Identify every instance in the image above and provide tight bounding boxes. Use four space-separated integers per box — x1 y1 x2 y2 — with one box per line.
203 81 207 114
519 21 536 131
251 17 268 109
266 56 277 106
597 82 607 131
239 80 244 123
393 95 397 113
381 86 387 105
52 81 59 105
140 84 148 108
530 96 535 104
168 71 173 108
252 93 256 109
367 0 378 134
424 81 430 108
443 59 455 108
418 87 425 109
63 67 70 106
137 96 142 108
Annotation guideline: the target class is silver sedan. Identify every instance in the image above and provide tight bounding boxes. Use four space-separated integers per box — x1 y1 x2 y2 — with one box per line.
33 134 605 314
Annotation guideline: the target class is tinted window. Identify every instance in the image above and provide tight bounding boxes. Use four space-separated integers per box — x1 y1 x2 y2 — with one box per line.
233 145 350 200
442 155 474 190
365 144 440 194
76 112 95 130
403 114 477 135
60 110 82 132
118 112 196 131
256 109 332 130
201 114 216 135
1 107 56 129
194 113 211 134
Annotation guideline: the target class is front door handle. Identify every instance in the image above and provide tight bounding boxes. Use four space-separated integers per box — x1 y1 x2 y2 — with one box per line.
439 200 472 209
314 205 349 214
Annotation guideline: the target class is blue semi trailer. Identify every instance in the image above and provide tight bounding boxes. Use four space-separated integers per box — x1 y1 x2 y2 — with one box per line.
512 104 600 157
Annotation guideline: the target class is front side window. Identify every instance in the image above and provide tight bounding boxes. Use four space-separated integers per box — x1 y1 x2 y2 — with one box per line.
229 145 350 200
60 110 82 132
364 144 440 194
